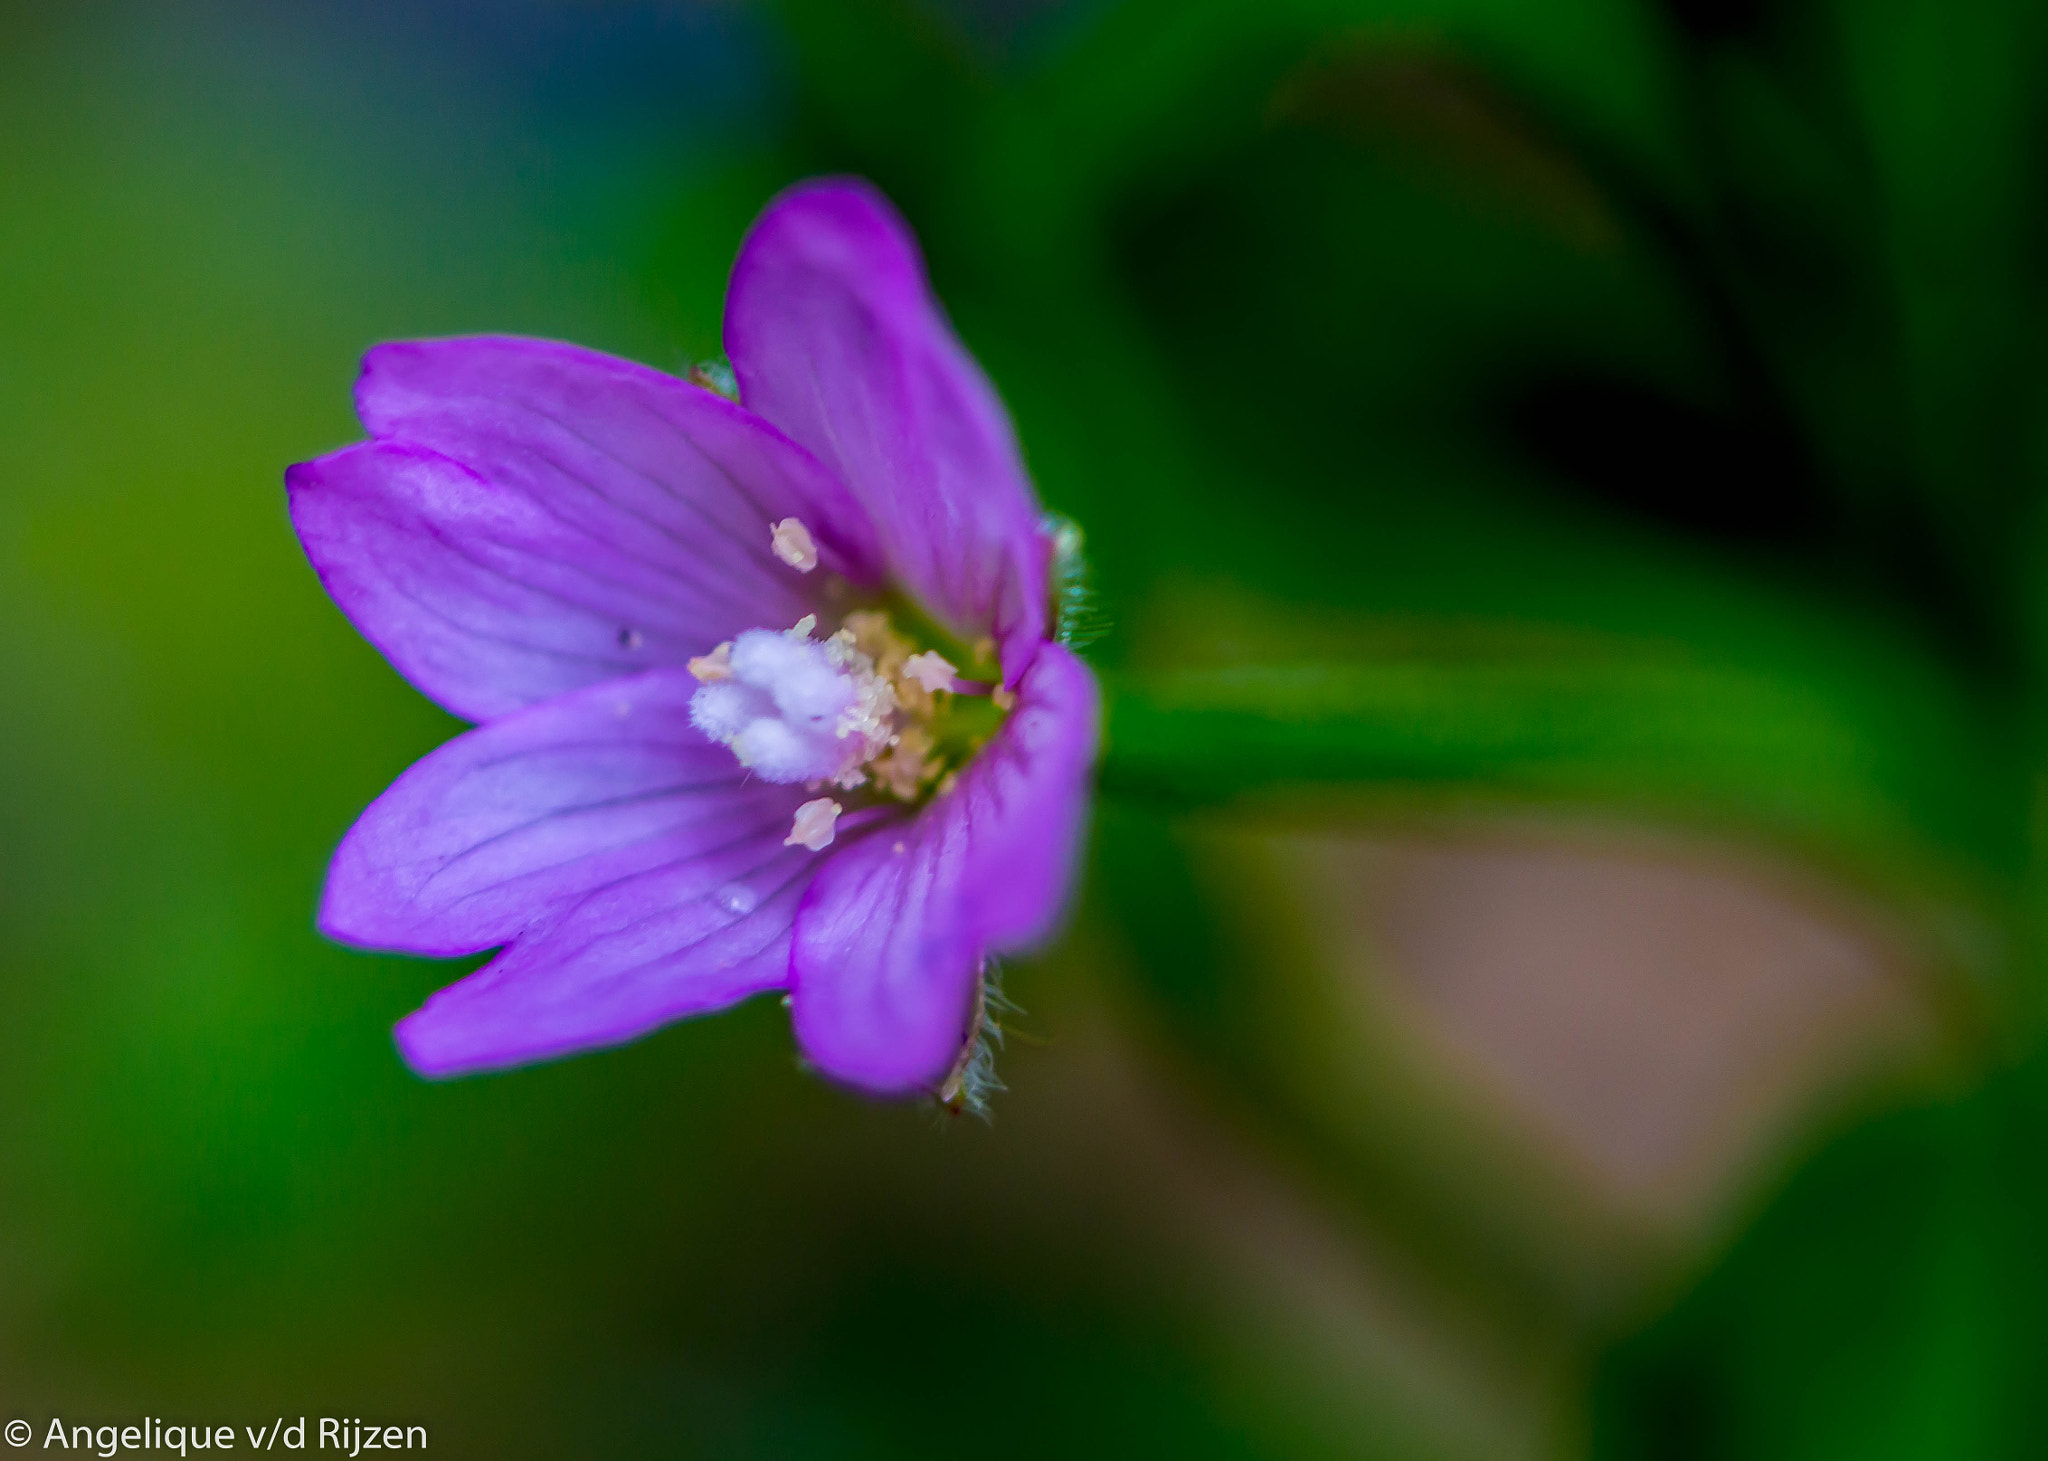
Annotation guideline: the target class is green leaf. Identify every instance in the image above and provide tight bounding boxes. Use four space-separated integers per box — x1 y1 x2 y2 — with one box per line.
1100 636 2018 902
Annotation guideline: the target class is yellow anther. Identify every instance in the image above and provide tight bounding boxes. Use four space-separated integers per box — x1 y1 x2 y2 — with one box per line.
844 609 912 676
785 797 843 851
903 651 957 694
687 642 734 682
771 517 819 573
872 725 938 801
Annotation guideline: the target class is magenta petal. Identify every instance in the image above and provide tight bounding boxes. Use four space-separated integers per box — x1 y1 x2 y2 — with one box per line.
725 179 1051 684
291 335 881 721
788 643 1100 1093
290 442 655 721
393 842 814 1078
321 668 809 958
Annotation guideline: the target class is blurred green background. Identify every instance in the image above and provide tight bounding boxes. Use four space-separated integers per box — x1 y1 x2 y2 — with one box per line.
6 0 2048 1455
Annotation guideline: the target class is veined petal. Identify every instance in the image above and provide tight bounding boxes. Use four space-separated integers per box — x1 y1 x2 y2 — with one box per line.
788 643 1100 1093
290 442 671 721
725 178 1051 685
394 840 814 1078
321 669 810 958
291 335 881 721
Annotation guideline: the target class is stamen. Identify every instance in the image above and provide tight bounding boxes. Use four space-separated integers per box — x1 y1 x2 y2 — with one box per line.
902 651 957 695
688 607 1012 807
844 609 912 675
687 642 734 682
771 518 819 573
785 797 842 851
872 725 936 800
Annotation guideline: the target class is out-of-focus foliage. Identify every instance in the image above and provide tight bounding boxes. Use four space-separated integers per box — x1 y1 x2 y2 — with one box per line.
5 0 2048 1455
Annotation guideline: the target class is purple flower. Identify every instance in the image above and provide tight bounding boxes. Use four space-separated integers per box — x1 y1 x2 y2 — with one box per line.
286 179 1100 1099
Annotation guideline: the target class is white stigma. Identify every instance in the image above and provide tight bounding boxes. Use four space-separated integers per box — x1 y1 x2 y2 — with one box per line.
785 797 843 851
689 618 893 787
771 517 819 573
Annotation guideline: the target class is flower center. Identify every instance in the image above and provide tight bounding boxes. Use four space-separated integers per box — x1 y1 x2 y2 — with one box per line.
687 615 893 788
687 605 1008 849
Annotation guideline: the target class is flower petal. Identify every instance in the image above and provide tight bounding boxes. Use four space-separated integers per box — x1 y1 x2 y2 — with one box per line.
725 178 1051 684
393 842 814 1078
788 643 1100 1093
321 668 809 958
290 335 880 721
